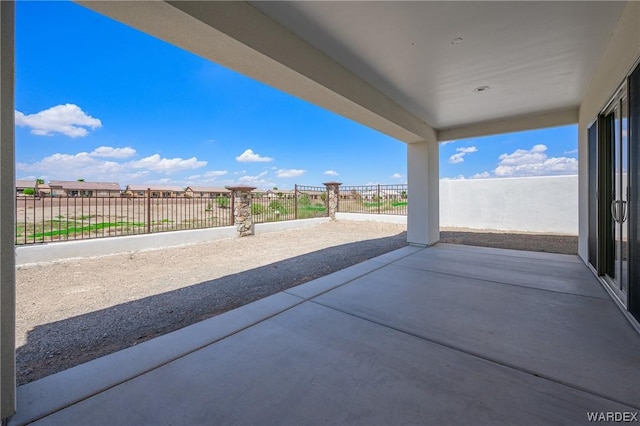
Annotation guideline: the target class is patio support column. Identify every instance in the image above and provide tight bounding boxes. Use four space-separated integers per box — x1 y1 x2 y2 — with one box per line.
323 181 342 220
407 140 439 246
0 0 15 419
227 185 256 237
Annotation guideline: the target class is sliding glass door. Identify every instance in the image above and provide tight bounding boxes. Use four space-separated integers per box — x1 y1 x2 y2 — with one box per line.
602 85 629 305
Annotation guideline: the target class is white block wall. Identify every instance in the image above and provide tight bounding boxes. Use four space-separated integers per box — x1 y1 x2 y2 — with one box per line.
439 175 578 235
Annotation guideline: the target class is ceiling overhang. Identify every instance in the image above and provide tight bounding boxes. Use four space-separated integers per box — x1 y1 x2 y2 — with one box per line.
77 1 625 143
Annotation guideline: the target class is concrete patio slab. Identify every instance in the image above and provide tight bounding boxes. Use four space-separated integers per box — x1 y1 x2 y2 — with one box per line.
284 259 384 300
435 242 583 263
314 263 640 407
285 245 422 300
10 292 304 426
394 245 609 298
10 244 640 425
30 303 635 426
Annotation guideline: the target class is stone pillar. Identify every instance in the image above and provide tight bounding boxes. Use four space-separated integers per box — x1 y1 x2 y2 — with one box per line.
227 185 256 237
323 181 342 221
0 1 15 418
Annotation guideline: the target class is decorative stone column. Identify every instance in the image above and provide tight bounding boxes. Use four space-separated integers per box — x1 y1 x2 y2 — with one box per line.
323 181 342 221
227 185 256 237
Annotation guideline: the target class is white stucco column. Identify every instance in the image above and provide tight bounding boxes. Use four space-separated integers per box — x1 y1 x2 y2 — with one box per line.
0 0 16 419
407 140 439 246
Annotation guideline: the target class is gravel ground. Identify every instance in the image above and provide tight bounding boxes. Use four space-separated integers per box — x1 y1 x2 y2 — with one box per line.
16 220 408 385
440 227 578 255
16 221 578 385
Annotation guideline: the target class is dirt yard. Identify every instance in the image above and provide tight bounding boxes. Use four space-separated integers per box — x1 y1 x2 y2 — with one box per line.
440 227 578 255
16 221 577 385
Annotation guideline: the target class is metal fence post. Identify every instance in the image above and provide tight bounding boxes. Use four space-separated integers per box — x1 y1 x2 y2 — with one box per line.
146 188 151 234
377 184 381 214
294 184 298 220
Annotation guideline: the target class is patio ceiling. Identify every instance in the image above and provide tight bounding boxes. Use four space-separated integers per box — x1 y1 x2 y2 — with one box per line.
252 1 624 136
78 1 625 142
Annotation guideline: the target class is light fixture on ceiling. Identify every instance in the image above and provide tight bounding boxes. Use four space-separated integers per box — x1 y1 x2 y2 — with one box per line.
451 37 463 45
474 86 490 93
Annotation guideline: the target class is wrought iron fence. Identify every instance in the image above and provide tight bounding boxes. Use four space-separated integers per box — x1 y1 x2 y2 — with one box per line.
294 185 328 220
249 191 297 223
15 194 233 245
248 185 328 224
338 184 408 215
15 183 405 245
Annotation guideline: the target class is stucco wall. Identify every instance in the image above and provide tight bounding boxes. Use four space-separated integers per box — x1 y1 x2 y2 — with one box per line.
15 217 330 266
440 175 578 235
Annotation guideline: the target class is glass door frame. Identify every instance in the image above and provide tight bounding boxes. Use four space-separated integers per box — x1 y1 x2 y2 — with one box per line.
600 82 630 307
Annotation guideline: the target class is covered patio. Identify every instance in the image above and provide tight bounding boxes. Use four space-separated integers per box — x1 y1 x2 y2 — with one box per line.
1 1 640 422
11 244 639 424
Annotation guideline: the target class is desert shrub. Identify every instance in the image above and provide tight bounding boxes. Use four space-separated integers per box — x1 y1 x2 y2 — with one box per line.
298 193 311 206
216 196 229 208
22 188 35 196
252 203 266 215
269 200 288 215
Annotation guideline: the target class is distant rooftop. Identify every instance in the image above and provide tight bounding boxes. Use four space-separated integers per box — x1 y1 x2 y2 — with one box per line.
126 184 184 192
48 180 121 191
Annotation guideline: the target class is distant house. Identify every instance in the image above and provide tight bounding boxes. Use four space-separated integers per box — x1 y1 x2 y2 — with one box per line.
264 189 295 199
123 184 185 198
15 180 35 196
36 183 51 198
306 189 325 201
359 188 402 200
184 186 230 198
47 180 121 197
16 180 51 197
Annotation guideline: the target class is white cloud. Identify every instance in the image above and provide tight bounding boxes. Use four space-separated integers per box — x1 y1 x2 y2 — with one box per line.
236 171 275 188
391 173 403 179
128 154 207 173
564 149 578 155
448 146 478 164
324 170 339 176
235 149 273 162
493 144 578 177
238 171 268 182
91 146 136 159
15 104 102 137
202 170 228 178
17 152 132 183
17 147 207 185
440 140 457 145
471 171 491 179
276 169 306 178
186 170 229 184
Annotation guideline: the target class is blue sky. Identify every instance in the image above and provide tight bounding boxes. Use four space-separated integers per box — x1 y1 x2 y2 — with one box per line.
15 1 578 190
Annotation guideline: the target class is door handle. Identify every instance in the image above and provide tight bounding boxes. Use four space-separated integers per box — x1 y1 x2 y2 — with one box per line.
611 200 619 223
621 200 628 223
